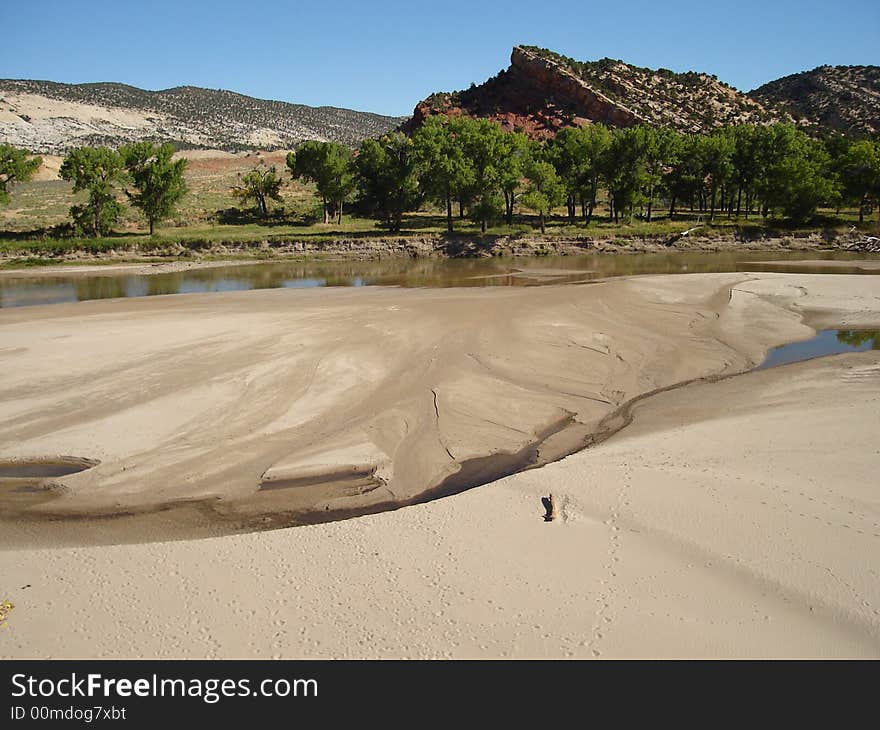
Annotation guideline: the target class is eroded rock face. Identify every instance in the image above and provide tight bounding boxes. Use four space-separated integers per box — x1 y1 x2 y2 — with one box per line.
405 47 616 138
405 45 786 138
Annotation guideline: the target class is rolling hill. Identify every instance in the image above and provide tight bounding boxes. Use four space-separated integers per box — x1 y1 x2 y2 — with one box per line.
749 65 880 137
0 79 407 154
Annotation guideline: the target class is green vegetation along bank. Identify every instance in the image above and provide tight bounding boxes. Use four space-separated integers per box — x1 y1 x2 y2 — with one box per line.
2 117 879 265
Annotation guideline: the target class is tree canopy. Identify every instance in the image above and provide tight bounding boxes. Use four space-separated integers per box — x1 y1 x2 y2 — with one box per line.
21 117 870 239
547 124 611 224
59 146 125 236
411 117 475 233
287 141 355 224
839 140 880 223
120 142 188 234
232 166 284 217
522 159 565 234
0 144 42 206
355 133 421 232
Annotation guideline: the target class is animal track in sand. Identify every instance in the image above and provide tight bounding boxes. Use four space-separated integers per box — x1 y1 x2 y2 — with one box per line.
585 464 632 657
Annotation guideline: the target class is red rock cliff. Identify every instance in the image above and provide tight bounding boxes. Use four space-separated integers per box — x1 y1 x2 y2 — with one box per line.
404 46 642 138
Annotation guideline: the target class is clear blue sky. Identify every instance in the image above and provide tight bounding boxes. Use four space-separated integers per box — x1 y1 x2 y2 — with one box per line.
2 0 878 117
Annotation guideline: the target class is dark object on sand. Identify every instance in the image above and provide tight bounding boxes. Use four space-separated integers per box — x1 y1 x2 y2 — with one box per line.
542 494 556 522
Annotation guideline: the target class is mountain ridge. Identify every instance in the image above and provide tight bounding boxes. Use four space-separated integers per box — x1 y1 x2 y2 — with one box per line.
4 49 878 155
0 79 407 154
750 64 880 137
405 46 786 138
407 46 879 139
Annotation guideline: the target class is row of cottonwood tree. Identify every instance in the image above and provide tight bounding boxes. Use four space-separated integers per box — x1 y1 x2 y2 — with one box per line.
3 120 880 237
284 118 880 233
53 143 188 236
2 142 188 237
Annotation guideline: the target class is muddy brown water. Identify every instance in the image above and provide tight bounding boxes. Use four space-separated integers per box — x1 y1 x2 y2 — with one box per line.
2 250 879 308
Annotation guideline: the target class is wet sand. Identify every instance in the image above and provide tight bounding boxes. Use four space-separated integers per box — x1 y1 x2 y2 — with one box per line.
0 259 256 279
0 273 760 545
743 259 880 272
0 273 879 656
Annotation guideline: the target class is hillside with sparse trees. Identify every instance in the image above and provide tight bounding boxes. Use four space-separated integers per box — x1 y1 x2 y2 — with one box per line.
750 65 880 138
0 79 407 154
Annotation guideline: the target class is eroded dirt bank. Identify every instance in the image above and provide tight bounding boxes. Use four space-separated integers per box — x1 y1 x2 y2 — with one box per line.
0 229 859 271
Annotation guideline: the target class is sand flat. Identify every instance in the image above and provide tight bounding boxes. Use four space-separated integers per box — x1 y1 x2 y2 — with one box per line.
0 275 757 541
0 259 257 278
0 272 879 657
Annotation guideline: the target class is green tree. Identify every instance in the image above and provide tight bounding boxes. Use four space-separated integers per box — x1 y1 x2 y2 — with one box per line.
59 146 125 236
287 141 355 224
663 134 703 219
565 124 612 224
641 127 681 222
120 142 188 235
547 127 582 223
0 144 42 205
758 125 837 222
497 131 531 225
602 127 646 223
411 117 474 233
522 159 565 234
839 140 880 223
232 166 284 217
454 118 508 232
698 130 734 222
355 133 421 232
729 125 763 218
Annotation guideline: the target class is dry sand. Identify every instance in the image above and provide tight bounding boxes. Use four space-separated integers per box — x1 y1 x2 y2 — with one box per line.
0 272 878 657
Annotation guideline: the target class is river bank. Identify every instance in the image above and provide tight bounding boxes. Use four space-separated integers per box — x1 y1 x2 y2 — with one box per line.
0 228 863 271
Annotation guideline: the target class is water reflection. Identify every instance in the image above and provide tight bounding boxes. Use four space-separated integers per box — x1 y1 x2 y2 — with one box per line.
836 330 880 349
1 250 879 309
758 329 880 369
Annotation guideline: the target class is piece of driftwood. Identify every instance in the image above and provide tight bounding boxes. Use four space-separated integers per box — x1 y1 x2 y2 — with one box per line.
541 494 556 522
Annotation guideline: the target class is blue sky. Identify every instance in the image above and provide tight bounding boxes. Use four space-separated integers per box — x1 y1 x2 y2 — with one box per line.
2 0 878 117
